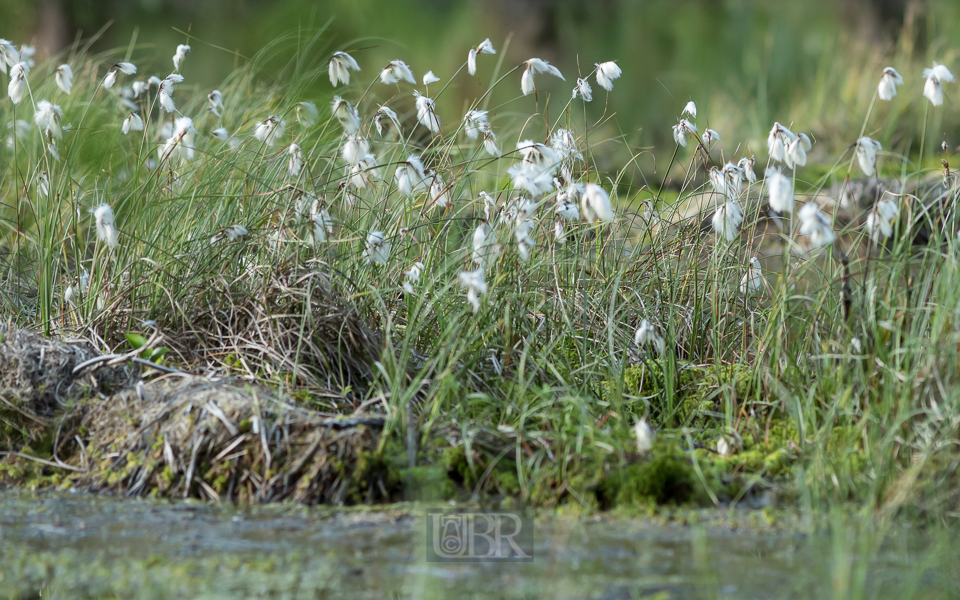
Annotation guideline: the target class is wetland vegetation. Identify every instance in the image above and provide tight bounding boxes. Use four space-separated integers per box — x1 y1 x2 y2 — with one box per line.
2 0 960 596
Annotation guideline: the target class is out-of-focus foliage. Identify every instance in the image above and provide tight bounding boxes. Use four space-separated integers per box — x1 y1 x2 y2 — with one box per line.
4 0 960 154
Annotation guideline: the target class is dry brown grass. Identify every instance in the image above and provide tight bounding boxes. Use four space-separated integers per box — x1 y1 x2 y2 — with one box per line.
123 263 383 402
0 322 133 447
75 376 394 504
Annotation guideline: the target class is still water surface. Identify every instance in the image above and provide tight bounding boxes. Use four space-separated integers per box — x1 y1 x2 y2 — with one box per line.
0 492 954 599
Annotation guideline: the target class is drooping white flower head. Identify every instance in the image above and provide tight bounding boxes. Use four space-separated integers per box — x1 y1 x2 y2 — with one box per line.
472 223 501 267
767 122 798 164
18 46 35 69
740 257 763 294
328 51 360 87
422 70 440 85
172 44 191 70
131 80 148 97
482 130 501 157
349 154 381 189
364 230 391 266
554 221 568 244
287 143 303 177
480 191 499 222
413 91 441 133
157 73 183 113
375 105 401 136
633 319 664 354
380 60 416 85
515 218 536 261
63 269 91 305
341 134 370 165
797 203 836 248
856 136 882 177
516 139 560 170
500 196 537 226
459 267 488 313
865 196 899 242
580 183 614 223
7 62 28 104
722 162 745 196
159 116 197 161
430 174 451 210
551 128 583 164
312 207 334 244
712 201 744 242
122 113 144 135
476 38 496 55
595 61 622 91
0 39 19 72
877 67 904 101
640 200 661 228
56 64 73 94
508 140 561 196
717 437 735 457
92 203 118 249
290 101 317 127
672 119 697 147
708 166 738 200
634 418 655 454
226 225 248 240
463 110 491 140
104 62 137 89
682 101 697 118
394 154 428 197
922 61 954 106
785 133 811 169
702 128 720 145
572 77 593 102
33 101 63 139
212 127 229 141
468 38 496 76
507 162 554 197
764 167 794 214
210 224 249 245
204 90 223 117
556 187 581 221
738 156 757 184
521 58 565 96
402 261 425 294
252 116 285 146
157 89 175 112
331 96 361 134
35 171 49 197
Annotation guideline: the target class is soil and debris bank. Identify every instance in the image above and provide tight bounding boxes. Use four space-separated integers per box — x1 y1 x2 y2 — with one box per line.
0 324 803 510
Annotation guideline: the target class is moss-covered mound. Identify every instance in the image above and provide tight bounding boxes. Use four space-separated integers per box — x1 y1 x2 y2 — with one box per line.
0 322 133 449
74 377 397 504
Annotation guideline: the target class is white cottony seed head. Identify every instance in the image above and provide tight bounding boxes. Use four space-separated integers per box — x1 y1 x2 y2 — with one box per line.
634 419 655 453
595 61 622 91
93 203 118 249
328 51 360 87
56 64 73 94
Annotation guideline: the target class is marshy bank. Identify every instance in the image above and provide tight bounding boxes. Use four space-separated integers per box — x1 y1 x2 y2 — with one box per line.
0 320 799 511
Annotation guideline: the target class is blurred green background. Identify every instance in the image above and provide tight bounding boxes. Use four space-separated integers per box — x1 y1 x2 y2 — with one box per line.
3 0 960 165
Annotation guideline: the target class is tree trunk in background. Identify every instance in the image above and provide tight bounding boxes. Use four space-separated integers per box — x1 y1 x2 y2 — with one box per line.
36 0 69 58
